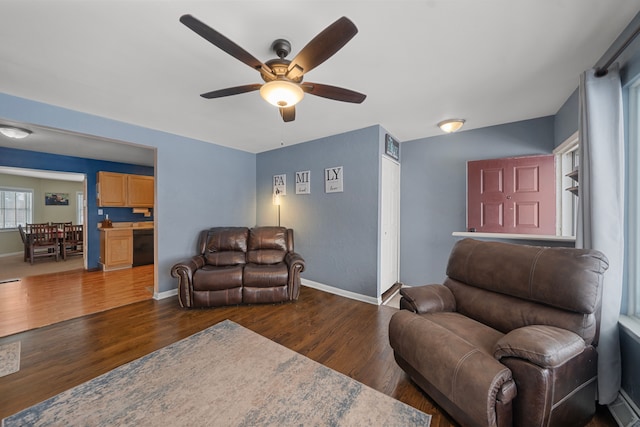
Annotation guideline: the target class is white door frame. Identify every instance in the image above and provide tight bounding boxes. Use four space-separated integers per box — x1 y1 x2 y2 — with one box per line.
379 155 401 297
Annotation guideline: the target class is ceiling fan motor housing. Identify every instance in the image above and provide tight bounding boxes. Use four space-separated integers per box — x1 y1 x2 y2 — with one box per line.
271 39 291 59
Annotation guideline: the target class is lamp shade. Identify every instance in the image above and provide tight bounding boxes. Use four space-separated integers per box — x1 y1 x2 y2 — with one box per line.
0 126 32 139
437 119 465 133
260 80 304 108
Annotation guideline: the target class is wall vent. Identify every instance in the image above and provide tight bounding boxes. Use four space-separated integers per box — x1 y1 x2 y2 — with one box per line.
610 392 640 427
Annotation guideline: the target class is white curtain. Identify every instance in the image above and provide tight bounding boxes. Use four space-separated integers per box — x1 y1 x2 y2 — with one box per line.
576 64 625 404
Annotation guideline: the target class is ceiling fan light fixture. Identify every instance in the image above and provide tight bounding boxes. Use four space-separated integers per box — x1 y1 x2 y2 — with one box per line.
437 119 466 133
260 80 304 108
0 125 32 139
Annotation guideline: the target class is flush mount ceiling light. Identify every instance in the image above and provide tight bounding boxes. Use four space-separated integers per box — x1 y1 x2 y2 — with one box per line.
260 80 305 108
437 119 466 133
0 125 32 139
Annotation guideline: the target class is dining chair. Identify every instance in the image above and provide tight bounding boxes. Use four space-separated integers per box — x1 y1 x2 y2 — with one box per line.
28 224 60 264
25 223 50 234
61 224 84 260
17 224 31 262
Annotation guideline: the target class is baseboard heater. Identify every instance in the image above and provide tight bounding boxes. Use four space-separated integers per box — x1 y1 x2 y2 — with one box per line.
610 391 640 427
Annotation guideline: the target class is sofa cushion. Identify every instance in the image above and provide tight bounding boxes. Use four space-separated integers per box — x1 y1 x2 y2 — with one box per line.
193 265 243 291
244 263 288 288
420 312 505 355
199 227 248 266
247 227 288 264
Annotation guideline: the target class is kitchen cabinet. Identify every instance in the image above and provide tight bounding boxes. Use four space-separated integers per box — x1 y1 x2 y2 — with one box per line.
97 172 127 207
97 172 154 208
127 175 154 207
99 228 133 271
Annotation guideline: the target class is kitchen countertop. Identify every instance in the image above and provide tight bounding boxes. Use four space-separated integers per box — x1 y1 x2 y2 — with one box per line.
98 221 154 230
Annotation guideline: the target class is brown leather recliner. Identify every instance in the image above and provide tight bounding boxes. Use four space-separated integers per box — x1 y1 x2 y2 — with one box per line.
388 238 609 427
170 226 305 308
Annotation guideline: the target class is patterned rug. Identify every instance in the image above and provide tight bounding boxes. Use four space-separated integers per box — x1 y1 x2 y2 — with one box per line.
0 342 20 378
2 320 431 426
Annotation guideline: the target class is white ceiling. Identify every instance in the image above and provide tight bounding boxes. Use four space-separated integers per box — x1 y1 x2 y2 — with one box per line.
1 0 640 162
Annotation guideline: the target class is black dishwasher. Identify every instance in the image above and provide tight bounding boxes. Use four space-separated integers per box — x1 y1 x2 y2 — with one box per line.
132 229 154 266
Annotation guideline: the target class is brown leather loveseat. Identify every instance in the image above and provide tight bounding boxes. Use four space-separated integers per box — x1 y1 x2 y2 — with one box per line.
170 226 305 308
389 238 609 427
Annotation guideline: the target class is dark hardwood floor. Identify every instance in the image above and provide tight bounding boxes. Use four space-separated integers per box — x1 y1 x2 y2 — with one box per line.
0 281 617 426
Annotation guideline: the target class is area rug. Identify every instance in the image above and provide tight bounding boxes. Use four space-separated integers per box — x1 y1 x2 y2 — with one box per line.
0 341 20 378
2 320 431 426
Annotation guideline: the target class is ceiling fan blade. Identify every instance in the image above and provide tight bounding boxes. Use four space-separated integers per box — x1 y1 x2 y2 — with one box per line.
286 16 358 79
301 82 366 103
280 106 296 122
180 14 266 72
200 84 262 99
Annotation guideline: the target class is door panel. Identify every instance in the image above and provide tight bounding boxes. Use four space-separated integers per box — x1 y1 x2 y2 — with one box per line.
468 155 555 234
481 202 504 228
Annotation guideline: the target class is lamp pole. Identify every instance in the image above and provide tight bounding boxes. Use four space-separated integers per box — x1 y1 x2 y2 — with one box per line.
273 189 281 226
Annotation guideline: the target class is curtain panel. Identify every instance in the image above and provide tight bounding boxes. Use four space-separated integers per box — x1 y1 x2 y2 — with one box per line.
576 65 625 404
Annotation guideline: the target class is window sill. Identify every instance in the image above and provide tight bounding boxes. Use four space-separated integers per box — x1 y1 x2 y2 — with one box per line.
619 315 640 343
452 231 576 243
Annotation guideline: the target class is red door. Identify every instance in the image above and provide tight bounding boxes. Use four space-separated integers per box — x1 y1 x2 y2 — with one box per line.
467 155 555 235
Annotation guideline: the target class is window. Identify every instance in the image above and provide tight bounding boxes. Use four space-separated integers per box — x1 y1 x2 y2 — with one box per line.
0 187 33 230
627 80 640 318
554 131 579 237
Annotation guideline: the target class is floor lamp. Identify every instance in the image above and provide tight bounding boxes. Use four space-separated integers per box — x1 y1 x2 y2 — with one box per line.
273 190 281 227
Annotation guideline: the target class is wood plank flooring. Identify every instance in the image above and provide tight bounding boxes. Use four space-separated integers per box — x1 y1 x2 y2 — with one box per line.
0 269 617 426
0 265 154 337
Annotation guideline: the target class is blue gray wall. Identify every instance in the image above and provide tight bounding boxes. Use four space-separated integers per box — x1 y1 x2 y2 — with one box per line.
0 93 256 293
256 125 383 298
554 88 579 147
399 116 555 286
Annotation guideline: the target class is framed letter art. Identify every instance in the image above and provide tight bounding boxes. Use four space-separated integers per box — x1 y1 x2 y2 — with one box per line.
325 166 343 193
295 171 311 194
273 174 286 196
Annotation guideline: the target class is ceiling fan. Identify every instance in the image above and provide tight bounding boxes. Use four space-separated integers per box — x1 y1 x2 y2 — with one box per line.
180 14 366 122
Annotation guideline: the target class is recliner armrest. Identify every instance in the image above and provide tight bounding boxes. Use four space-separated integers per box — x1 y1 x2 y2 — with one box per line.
170 255 206 281
493 325 586 368
285 251 306 273
400 284 456 314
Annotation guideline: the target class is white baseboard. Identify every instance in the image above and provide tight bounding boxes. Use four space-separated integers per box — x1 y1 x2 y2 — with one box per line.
153 281 378 305
609 391 640 427
0 251 22 258
301 279 379 305
155 288 178 300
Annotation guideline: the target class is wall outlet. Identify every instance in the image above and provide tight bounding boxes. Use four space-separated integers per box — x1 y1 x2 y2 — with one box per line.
98 209 103 215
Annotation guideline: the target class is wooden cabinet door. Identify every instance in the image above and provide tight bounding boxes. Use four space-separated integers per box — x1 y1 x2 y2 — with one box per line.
127 175 154 207
467 155 555 235
97 172 127 207
100 229 132 269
